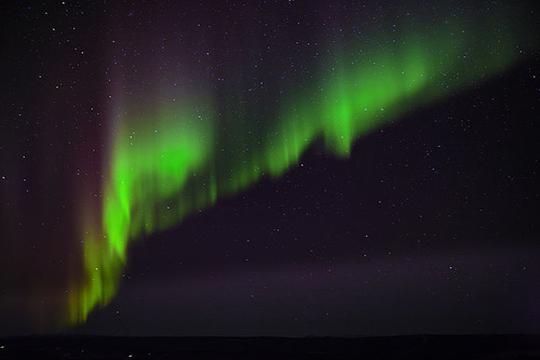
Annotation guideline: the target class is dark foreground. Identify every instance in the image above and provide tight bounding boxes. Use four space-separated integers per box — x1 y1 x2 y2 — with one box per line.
0 334 539 359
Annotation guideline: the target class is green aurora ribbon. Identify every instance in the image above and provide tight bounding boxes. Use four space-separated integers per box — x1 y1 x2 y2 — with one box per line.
68 8 536 324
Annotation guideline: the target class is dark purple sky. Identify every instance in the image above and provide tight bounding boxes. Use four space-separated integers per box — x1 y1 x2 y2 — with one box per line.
1 0 539 336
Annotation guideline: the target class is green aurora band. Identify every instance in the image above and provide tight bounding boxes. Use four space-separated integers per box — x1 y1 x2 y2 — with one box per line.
68 13 534 323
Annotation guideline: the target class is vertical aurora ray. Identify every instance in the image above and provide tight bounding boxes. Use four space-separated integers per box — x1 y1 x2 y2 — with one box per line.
69 12 534 324
70 101 215 322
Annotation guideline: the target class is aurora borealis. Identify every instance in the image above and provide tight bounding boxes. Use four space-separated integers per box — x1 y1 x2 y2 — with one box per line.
2 0 540 336
69 7 532 323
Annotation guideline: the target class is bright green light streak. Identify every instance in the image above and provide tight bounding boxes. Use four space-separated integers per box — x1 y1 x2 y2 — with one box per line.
69 15 528 323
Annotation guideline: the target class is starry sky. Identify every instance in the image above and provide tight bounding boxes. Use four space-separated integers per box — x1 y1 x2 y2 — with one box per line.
1 0 540 336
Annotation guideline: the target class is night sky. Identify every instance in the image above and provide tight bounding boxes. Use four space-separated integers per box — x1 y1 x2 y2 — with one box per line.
1 0 540 336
